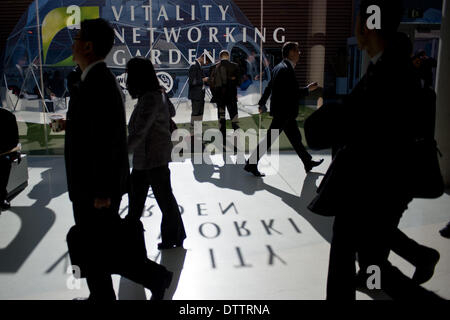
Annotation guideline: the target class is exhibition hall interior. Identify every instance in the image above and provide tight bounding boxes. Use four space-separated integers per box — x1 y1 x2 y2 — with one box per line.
0 0 449 300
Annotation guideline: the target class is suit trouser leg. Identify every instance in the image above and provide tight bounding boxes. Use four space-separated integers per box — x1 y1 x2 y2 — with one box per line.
248 117 283 164
326 214 357 300
0 157 11 201
128 169 151 221
190 99 205 136
149 165 186 245
217 101 227 147
390 228 429 267
283 119 312 166
116 258 169 293
226 100 239 129
356 200 442 300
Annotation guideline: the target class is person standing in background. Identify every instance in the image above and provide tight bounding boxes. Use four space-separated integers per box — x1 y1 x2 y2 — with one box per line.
188 52 211 142
209 50 241 150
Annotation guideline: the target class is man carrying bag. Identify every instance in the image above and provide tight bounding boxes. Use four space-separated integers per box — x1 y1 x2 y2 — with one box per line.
64 18 172 300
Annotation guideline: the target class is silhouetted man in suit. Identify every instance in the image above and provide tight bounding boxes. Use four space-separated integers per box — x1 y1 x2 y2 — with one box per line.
188 53 211 135
244 42 323 177
0 107 19 211
65 18 172 300
209 50 240 148
306 0 443 300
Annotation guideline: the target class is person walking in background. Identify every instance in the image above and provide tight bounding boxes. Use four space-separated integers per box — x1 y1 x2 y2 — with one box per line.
245 51 259 82
209 50 241 149
0 107 20 211
188 52 211 141
244 42 323 177
65 19 172 300
126 57 186 251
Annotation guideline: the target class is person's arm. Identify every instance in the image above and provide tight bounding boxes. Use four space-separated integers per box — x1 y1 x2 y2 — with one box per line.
11 112 19 148
298 80 318 98
164 91 176 118
258 80 272 113
208 64 216 88
299 86 309 97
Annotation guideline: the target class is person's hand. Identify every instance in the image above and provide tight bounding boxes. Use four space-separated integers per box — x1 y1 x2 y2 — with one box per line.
258 105 267 114
202 77 209 82
307 82 319 92
94 198 111 209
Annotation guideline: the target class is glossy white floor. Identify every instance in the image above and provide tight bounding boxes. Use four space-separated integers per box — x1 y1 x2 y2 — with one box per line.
0 152 449 300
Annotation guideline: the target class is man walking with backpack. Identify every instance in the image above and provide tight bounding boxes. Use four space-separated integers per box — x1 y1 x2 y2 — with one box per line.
209 50 241 149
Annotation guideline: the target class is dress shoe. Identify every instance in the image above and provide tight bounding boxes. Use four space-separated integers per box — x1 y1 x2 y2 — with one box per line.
157 240 184 250
439 222 450 239
304 158 324 173
150 270 173 300
244 161 265 177
412 248 440 284
0 200 11 211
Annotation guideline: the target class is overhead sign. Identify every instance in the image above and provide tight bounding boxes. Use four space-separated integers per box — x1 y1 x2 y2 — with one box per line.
3 0 273 98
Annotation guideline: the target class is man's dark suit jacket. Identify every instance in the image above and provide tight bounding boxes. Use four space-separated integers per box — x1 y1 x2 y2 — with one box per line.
0 108 19 154
188 60 205 101
65 62 129 202
209 59 240 103
258 59 309 119
306 42 421 215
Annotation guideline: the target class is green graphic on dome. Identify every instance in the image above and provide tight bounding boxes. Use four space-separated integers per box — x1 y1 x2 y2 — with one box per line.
42 6 99 66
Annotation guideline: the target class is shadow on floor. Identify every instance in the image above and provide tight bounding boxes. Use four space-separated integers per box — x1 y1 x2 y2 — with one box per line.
0 167 63 272
192 153 334 243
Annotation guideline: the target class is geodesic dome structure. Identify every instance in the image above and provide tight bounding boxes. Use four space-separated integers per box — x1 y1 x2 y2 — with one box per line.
2 0 271 106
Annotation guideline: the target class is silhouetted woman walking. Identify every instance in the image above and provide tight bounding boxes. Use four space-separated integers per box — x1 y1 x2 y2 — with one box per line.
126 57 186 250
